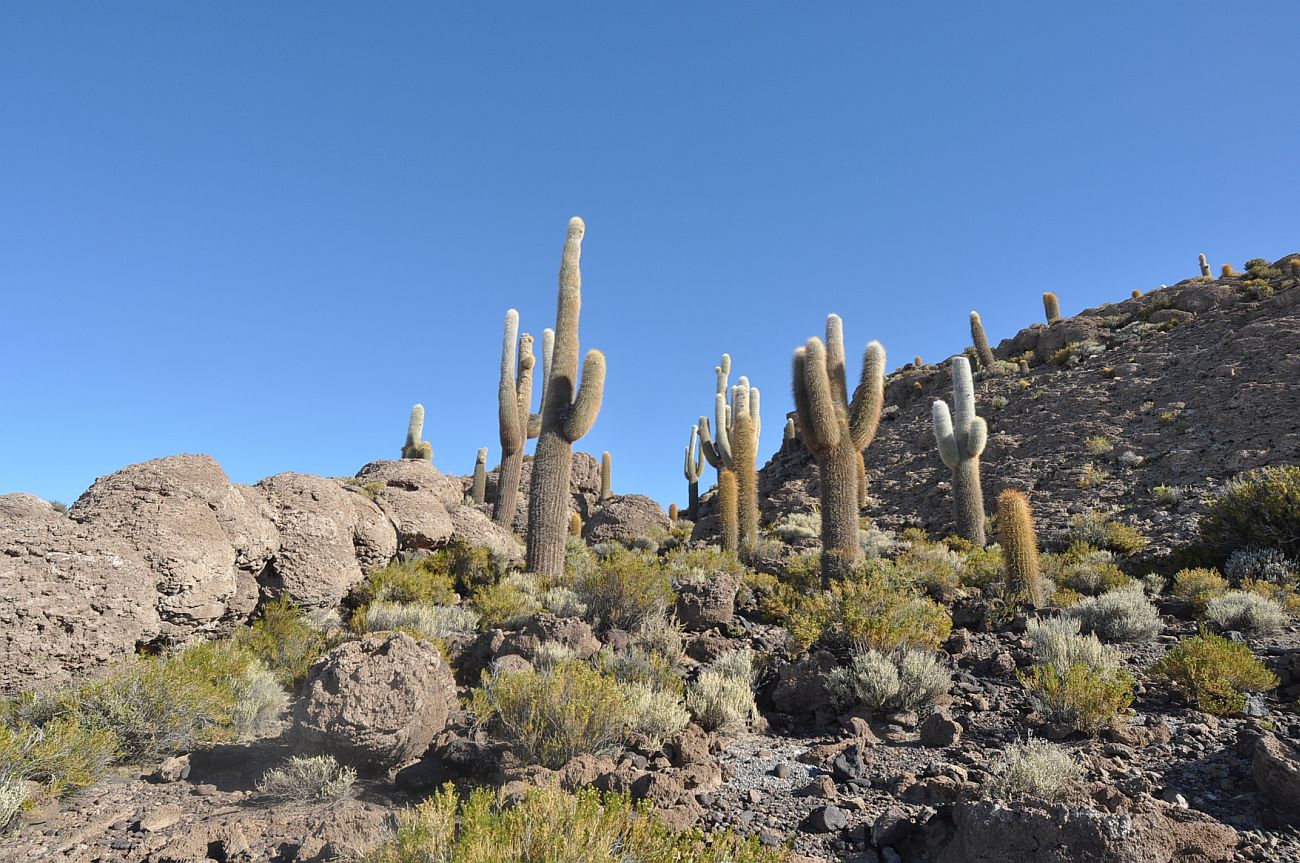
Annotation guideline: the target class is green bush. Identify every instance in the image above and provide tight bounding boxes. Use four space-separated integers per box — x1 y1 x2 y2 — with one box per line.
574 548 674 632
471 660 633 768
472 574 544 630
257 754 356 802
1019 662 1133 735
685 650 756 734
0 711 118 799
1066 512 1148 556
1046 543 1130 597
353 556 459 608
1200 466 1300 561
362 784 787 863
234 597 326 690
356 601 480 643
1150 630 1279 715
1171 568 1228 613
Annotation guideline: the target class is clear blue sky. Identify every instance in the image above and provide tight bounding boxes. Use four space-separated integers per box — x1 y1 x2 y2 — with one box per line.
3 3 1298 508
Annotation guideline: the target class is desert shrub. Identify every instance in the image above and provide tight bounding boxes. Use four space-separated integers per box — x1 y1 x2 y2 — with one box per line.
770 511 820 542
1150 630 1278 715
1240 579 1300 615
231 664 290 740
631 614 685 664
354 556 458 608
1153 485 1186 506
0 711 118 799
471 660 633 768
1077 464 1108 489
1066 512 1147 556
1082 436 1113 457
1046 544 1130 597
541 585 588 618
1066 586 1161 642
1171 568 1228 613
1019 661 1133 735
1026 617 1109 673
1224 547 1299 587
361 784 787 863
574 548 674 632
985 739 1080 802
599 647 681 694
472 573 543 630
1204 591 1286 635
665 546 747 584
686 650 756 734
956 543 1005 590
1199 466 1300 561
624 684 691 750
826 647 948 713
358 601 480 642
234 597 326 690
895 543 963 598
257 755 356 802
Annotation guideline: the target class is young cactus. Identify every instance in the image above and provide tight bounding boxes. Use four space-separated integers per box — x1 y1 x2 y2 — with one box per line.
1198 253 1212 278
931 356 988 546
600 451 613 500
699 356 761 554
525 218 607 578
970 311 996 370
471 448 488 505
569 511 583 537
1043 292 1062 324
791 315 885 585
401 404 433 461
668 503 678 523
683 425 705 522
493 309 549 527
997 489 1043 607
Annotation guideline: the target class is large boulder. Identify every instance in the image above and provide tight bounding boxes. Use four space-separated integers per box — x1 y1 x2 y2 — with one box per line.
0 494 162 696
674 571 738 631
582 494 670 544
446 504 524 561
71 454 278 638
292 632 456 768
1253 733 1300 818
255 473 397 609
354 460 460 551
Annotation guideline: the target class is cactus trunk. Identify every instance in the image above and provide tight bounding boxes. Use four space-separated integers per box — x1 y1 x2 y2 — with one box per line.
997 489 1042 607
732 411 758 552
718 469 739 553
820 439 861 582
496 450 525 526
471 448 488 505
687 480 699 522
970 311 996 370
952 456 985 546
1043 292 1062 323
932 356 988 546
600 451 612 500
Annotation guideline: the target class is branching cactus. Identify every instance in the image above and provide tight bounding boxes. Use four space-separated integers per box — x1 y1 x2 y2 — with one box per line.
1043 292 1062 324
1199 253 1212 278
471 448 488 504
526 217 607 578
600 451 613 500
970 311 996 370
931 356 988 546
791 315 885 585
493 309 550 527
700 356 761 554
401 404 433 461
997 489 1043 607
683 425 705 521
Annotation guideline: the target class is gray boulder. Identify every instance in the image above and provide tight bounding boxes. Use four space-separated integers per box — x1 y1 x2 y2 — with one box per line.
354 460 459 551
582 494 670 544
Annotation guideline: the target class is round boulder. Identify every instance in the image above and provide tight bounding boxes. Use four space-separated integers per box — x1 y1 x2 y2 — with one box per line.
582 494 670 544
293 632 456 769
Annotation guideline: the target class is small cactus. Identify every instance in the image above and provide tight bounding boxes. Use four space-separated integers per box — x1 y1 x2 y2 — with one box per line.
401 405 433 461
1131 289 1142 299
1018 358 1030 374
471 448 488 505
600 451 613 500
525 218 607 578
683 425 705 521
914 355 923 369
997 489 1042 607
668 503 678 523
931 356 987 545
1221 263 1239 278
783 416 797 442
1043 292 1062 324
970 311 996 370
569 512 583 536
791 314 885 585
1198 253 1212 278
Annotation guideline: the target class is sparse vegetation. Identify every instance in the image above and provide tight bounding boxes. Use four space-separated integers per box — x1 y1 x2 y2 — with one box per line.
686 650 757 734
1171 568 1228 613
825 646 949 713
1150 630 1278 715
1204 591 1287 635
1065 511 1148 556
257 755 356 802
986 739 1081 801
1066 586 1162 642
234 597 326 690
1200 466 1300 561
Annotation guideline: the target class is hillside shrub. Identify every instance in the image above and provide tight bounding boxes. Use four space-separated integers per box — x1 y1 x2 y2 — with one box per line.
1200 466 1300 560
0 711 118 799
1171 568 1228 613
825 646 949 713
1204 591 1286 635
354 556 458 607
0 776 24 829
1066 512 1148 556
472 574 543 630
1066 586 1161 642
257 755 356 803
686 650 757 734
1019 663 1133 735
357 601 480 642
985 739 1080 802
1224 547 1298 587
1046 544 1130 596
574 548 674 632
233 596 326 690
1150 630 1278 715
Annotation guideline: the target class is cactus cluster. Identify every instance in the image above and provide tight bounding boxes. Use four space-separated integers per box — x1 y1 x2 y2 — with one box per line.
931 356 988 546
699 355 761 554
493 309 549 527
401 405 434 461
791 314 884 584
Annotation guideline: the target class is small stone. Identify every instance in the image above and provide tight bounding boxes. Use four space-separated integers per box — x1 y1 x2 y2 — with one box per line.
805 804 849 833
799 775 837 799
774 762 794 779
746 788 763 804
919 712 963 748
152 754 191 783
137 805 183 833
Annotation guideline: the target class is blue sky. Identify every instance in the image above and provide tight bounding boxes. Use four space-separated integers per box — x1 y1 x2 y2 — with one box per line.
3 3 1298 508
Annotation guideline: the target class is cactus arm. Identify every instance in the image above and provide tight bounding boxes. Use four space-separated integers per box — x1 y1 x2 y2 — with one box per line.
848 340 885 450
561 349 606 442
825 313 850 407
932 400 960 469
749 386 761 440
951 356 976 443
498 310 522 452
698 416 722 468
799 337 842 453
966 416 988 459
792 347 812 445
712 392 733 466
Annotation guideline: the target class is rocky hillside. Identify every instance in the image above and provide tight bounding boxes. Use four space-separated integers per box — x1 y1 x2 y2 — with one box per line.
754 254 1300 561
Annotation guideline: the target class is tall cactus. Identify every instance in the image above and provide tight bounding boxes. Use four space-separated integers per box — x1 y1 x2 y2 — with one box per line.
401 404 433 461
931 356 988 546
526 217 606 578
970 311 996 370
600 451 613 500
700 356 761 554
1198 253 1212 278
997 489 1043 607
683 425 704 521
471 448 488 505
1043 292 1062 324
493 309 549 527
717 469 739 554
791 315 885 585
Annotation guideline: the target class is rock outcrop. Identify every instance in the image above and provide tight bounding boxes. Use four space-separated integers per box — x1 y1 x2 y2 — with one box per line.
582 494 670 544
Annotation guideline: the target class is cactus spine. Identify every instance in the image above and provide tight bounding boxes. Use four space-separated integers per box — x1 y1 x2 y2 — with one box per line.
600 451 612 500
471 448 488 505
1198 253 1212 278
931 356 988 546
683 425 704 522
997 489 1042 607
791 315 885 585
525 217 606 578
401 404 433 461
700 356 761 554
970 311 996 370
1042 292 1062 324
494 309 547 527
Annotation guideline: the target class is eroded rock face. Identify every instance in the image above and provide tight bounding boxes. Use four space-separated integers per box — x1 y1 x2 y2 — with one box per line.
0 494 161 696
1253 733 1300 818
70 454 277 638
255 473 397 609
446 504 524 561
582 494 670 544
292 632 456 768
354 460 460 551
674 571 738 631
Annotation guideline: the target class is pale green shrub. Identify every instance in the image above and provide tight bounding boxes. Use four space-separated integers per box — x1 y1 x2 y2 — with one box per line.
1066 586 1161 642
257 755 356 802
1205 591 1287 635
986 739 1080 801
